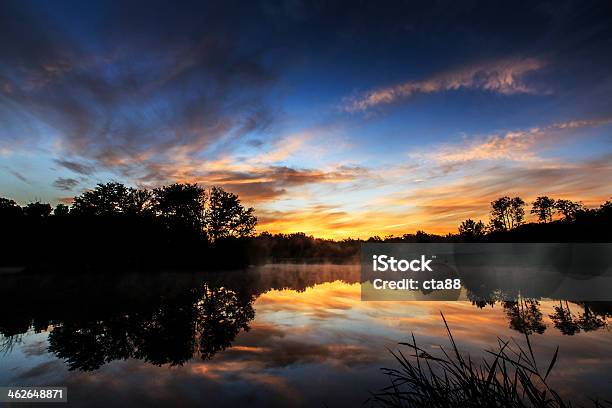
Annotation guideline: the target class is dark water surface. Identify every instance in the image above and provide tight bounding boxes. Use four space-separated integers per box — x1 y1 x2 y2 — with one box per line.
1 265 611 407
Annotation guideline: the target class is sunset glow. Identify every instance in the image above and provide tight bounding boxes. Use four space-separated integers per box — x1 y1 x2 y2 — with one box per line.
1 1 611 238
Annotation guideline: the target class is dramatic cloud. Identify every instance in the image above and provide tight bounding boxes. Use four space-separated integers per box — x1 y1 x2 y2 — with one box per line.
0 1 278 177
1 1 611 238
344 58 546 112
254 119 612 238
135 162 369 203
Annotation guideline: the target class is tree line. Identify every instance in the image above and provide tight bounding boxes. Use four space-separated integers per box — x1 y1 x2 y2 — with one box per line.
0 182 257 271
0 184 610 270
1 182 256 241
457 195 592 240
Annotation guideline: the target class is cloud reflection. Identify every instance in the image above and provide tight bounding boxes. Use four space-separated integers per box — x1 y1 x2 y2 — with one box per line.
2 269 611 407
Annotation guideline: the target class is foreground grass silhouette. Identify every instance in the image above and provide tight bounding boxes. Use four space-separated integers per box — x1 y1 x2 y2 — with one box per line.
370 313 611 408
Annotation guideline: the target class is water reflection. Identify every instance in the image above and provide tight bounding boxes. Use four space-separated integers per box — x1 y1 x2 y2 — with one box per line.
0 266 611 371
0 265 359 370
469 297 611 336
0 265 611 407
46 284 254 370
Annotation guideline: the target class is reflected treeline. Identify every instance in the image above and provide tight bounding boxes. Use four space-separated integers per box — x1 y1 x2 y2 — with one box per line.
468 297 610 336
550 301 607 335
460 253 611 336
47 284 255 370
0 265 359 370
0 272 260 370
1 265 610 372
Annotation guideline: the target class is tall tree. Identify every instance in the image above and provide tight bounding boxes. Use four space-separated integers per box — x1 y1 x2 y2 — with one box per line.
204 186 256 241
489 196 525 231
530 196 556 223
53 204 70 216
152 183 206 231
71 182 132 216
554 199 583 222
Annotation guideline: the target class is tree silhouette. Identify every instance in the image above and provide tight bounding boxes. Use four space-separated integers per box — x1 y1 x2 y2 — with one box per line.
152 183 206 231
530 196 555 223
458 219 486 240
204 186 257 241
23 201 51 218
53 203 70 216
599 199 612 216
71 182 141 216
23 202 52 217
549 302 607 334
123 188 154 216
554 199 583 222
0 181 265 270
489 196 525 231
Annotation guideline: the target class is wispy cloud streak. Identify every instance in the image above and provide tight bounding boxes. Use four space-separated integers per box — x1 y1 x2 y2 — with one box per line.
344 58 545 112
412 118 612 164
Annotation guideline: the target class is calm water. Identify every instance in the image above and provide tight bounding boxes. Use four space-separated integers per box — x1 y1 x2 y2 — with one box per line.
1 264 611 407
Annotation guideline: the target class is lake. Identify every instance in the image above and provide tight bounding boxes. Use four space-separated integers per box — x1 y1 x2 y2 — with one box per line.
1 264 611 407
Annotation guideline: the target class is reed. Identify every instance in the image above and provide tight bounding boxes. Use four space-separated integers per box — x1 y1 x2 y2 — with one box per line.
370 312 610 408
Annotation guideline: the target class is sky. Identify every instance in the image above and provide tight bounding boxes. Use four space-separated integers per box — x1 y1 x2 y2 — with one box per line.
1 0 611 238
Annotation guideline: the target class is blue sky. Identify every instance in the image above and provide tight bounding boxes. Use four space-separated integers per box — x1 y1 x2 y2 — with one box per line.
1 0 611 237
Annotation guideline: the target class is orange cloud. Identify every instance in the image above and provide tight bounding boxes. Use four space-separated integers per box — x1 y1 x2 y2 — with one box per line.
257 206 417 239
257 151 611 238
395 156 612 233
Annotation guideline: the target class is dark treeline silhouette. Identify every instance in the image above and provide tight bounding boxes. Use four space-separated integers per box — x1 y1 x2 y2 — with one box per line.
0 182 257 271
1 186 611 271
